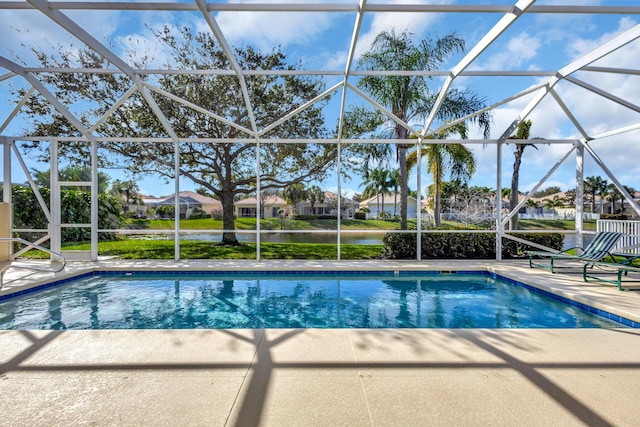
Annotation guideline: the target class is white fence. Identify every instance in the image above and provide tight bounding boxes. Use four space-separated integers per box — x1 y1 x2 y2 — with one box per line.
597 220 640 254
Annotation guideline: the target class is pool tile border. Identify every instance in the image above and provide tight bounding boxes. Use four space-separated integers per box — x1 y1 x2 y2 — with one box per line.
1 269 637 328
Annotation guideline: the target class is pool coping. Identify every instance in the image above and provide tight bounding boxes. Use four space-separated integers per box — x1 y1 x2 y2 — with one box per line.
1 259 639 327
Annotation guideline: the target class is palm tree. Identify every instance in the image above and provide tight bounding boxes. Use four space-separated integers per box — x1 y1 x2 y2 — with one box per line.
306 185 325 215
282 183 307 216
360 168 392 217
604 183 619 214
525 198 539 215
508 120 535 230
407 141 476 227
563 189 576 207
584 176 607 213
544 195 564 210
388 169 400 215
111 179 142 212
621 185 636 213
355 29 491 229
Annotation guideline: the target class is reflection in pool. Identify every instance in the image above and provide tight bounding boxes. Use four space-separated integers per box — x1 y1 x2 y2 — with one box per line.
0 272 628 330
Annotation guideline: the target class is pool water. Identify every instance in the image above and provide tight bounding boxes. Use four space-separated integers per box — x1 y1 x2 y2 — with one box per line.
0 272 628 329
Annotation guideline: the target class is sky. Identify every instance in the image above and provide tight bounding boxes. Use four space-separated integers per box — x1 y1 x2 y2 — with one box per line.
1 0 639 200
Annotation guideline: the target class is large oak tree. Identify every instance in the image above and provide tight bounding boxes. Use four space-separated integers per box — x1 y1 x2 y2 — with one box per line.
15 26 334 245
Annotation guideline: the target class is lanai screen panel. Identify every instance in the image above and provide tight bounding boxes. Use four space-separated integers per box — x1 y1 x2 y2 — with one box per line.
1 1 639 260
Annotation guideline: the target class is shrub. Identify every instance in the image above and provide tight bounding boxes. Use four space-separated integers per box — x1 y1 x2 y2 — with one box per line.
600 214 627 220
377 211 392 220
188 206 210 219
383 231 564 259
292 214 319 220
0 185 122 242
155 204 175 218
382 233 417 259
318 215 337 220
354 211 367 220
210 209 223 220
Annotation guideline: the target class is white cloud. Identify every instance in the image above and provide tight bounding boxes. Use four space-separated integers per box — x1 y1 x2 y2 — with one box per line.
214 10 334 50
478 32 542 71
354 8 442 60
317 50 348 71
567 17 637 61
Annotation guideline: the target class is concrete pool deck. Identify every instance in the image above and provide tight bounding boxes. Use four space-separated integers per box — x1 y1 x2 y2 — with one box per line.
1 260 640 426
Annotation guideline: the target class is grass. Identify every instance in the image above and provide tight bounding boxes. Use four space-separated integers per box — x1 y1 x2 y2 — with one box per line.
61 239 383 260
517 219 597 231
20 218 599 261
124 217 593 232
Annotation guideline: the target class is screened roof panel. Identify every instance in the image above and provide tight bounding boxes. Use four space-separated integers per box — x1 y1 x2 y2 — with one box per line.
1 1 639 144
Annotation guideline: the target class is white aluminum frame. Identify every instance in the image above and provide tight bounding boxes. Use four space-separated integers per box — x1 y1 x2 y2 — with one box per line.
1 1 639 262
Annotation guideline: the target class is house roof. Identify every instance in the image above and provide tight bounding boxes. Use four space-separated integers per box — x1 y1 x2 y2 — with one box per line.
234 195 287 206
360 192 416 206
323 191 357 204
151 191 222 207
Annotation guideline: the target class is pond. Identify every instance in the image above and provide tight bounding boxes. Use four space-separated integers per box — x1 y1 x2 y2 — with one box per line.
130 231 588 249
180 232 387 245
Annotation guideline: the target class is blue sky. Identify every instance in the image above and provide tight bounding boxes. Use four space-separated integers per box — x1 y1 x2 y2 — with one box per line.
1 1 639 199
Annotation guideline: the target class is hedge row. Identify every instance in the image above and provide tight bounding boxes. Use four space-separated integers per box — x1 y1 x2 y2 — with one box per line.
382 232 564 259
2 185 123 242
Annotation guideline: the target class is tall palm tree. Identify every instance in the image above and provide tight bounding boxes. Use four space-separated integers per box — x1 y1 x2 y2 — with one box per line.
407 141 476 227
356 29 491 229
508 119 535 230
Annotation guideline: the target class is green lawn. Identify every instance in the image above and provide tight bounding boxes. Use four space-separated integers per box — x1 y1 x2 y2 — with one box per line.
19 217 599 261
62 239 383 260
517 219 597 231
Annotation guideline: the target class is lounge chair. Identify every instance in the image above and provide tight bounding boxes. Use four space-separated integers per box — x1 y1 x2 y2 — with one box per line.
528 231 623 273
582 254 640 291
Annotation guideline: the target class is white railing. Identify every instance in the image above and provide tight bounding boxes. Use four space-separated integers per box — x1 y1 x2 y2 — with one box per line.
0 238 66 290
597 220 640 254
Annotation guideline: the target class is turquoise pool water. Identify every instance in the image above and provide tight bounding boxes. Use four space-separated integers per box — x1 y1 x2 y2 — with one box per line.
0 271 631 329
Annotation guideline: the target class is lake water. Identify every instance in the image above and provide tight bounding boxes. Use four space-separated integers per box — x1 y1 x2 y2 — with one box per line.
176 231 588 249
176 232 387 245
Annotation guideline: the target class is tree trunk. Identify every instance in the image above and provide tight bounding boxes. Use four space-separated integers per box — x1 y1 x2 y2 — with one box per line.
393 192 397 216
434 160 441 227
510 145 525 230
398 145 408 230
220 192 239 245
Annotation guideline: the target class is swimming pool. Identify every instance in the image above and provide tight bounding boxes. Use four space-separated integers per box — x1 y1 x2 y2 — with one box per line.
0 271 632 329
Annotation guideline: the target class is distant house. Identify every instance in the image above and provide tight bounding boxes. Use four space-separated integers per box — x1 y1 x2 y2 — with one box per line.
137 195 162 217
234 195 288 219
360 193 418 218
528 192 574 219
297 191 359 218
142 191 222 219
